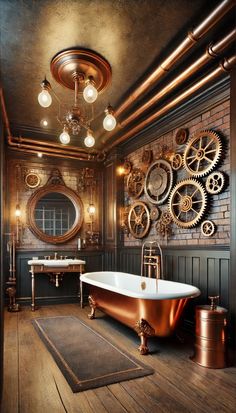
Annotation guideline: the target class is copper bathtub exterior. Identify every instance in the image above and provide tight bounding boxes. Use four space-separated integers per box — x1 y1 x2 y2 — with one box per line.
81 272 200 354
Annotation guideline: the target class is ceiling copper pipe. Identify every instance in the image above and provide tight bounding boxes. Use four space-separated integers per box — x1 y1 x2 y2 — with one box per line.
0 88 12 138
118 28 236 129
115 0 235 118
107 55 236 150
11 134 89 154
7 137 89 159
8 146 91 162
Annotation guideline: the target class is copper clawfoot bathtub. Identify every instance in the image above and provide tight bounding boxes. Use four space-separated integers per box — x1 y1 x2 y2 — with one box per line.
80 271 200 355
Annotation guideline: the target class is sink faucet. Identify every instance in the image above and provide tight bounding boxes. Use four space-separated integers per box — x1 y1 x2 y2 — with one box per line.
141 241 163 280
54 252 58 260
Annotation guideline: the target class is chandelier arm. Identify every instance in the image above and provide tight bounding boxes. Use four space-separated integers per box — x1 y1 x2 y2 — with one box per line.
74 77 79 108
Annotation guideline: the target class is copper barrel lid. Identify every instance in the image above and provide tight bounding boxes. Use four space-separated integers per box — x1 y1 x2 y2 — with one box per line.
196 296 227 319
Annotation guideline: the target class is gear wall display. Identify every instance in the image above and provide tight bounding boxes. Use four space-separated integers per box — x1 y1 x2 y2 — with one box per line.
124 111 229 244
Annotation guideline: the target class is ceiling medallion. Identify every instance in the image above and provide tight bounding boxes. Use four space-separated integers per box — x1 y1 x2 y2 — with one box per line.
38 48 116 148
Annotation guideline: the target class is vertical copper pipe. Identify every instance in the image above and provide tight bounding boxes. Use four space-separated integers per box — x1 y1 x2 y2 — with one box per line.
115 0 235 118
107 55 236 149
118 29 236 129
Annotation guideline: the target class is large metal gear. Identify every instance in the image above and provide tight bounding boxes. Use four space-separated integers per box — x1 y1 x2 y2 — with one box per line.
127 168 145 199
169 179 207 228
144 159 173 204
205 171 225 194
183 130 222 177
128 201 150 239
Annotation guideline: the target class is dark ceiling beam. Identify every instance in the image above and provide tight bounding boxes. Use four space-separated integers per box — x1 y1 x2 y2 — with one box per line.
114 0 236 119
106 55 236 150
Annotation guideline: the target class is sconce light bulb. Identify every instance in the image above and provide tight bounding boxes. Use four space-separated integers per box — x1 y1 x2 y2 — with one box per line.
84 131 95 148
38 89 52 108
88 204 96 215
15 205 21 217
103 106 116 131
83 79 98 104
59 129 70 144
117 166 125 175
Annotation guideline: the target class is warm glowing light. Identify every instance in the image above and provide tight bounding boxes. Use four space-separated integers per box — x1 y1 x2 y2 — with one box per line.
59 128 70 144
88 204 96 215
103 105 116 131
40 119 48 127
83 78 98 103
117 166 125 175
15 204 21 217
84 130 95 147
37 152 43 158
38 89 52 108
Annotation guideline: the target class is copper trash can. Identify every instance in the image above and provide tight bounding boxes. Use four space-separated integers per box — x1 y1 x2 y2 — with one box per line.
191 296 228 368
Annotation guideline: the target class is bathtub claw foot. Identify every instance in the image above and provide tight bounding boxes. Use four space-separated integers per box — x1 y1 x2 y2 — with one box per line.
134 318 155 355
88 295 96 319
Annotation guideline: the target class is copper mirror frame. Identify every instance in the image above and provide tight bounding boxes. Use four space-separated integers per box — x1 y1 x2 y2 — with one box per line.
27 184 84 244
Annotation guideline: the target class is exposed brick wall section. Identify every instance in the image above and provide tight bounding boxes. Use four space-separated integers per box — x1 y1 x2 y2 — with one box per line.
124 99 230 247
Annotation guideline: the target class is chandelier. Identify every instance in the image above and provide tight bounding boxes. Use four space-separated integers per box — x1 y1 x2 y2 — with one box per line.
37 49 117 147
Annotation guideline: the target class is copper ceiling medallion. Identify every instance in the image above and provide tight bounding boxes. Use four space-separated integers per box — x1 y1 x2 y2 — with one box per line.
50 49 112 92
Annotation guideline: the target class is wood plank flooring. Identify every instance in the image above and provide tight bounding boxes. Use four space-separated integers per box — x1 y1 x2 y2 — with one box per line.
1 304 236 413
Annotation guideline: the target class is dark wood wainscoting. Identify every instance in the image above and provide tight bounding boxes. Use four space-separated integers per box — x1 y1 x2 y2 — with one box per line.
118 246 230 330
14 250 104 306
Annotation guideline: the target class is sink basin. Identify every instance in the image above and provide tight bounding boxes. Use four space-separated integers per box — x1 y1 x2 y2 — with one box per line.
28 259 86 267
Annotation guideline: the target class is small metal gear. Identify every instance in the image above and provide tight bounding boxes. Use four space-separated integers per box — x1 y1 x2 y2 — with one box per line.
183 130 222 177
144 159 173 204
128 201 150 238
175 128 188 145
161 210 173 225
201 220 215 237
156 221 172 238
171 153 183 170
150 206 160 221
169 178 207 228
123 160 132 175
127 168 145 199
205 171 225 194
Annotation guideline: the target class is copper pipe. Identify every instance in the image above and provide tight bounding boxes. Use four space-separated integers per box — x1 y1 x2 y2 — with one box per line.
10 136 89 158
7 137 90 159
13 136 90 154
119 28 236 129
115 0 235 118
0 88 12 138
107 55 236 150
8 146 91 161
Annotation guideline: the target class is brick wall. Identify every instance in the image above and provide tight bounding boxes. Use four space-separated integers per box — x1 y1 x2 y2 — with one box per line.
124 99 230 247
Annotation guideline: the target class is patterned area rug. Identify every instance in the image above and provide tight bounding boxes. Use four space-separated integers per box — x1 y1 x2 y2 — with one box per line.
32 316 154 392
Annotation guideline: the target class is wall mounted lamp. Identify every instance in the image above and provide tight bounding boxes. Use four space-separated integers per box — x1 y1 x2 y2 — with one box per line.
38 48 117 148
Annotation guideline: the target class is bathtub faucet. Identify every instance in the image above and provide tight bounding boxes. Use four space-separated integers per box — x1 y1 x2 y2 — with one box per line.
141 241 163 280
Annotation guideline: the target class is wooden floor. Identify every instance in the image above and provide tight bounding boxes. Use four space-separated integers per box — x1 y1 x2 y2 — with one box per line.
1 304 236 413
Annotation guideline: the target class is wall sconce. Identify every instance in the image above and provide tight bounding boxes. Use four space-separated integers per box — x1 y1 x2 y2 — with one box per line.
15 202 22 244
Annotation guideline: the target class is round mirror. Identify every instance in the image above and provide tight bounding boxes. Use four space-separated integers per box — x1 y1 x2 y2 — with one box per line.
27 184 83 244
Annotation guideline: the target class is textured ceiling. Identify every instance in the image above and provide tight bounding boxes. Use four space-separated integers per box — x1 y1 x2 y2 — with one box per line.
0 0 231 151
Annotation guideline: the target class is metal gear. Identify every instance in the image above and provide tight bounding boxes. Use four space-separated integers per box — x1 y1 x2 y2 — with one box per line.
205 171 225 194
144 159 173 204
156 220 172 238
201 220 215 237
175 128 188 145
123 160 132 175
128 201 150 239
150 206 160 221
169 178 207 228
183 130 222 177
127 168 145 199
171 153 183 170
161 210 173 225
